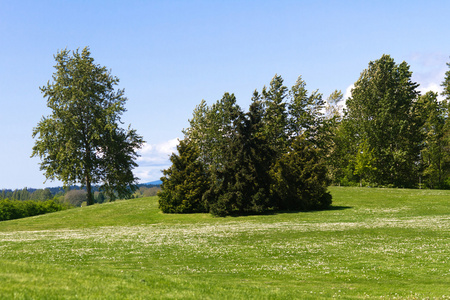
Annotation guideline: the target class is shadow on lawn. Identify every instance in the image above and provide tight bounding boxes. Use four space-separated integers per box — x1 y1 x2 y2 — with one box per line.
227 205 353 217
272 205 353 215
327 205 353 211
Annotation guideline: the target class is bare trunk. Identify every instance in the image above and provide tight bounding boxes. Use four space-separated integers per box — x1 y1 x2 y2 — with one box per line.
86 174 94 206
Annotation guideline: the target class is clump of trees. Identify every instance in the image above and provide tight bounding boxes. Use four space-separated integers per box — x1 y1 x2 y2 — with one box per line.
160 54 450 216
159 76 332 216
330 55 450 189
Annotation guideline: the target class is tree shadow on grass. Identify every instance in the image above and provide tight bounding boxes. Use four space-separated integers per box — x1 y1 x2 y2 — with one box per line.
226 205 353 217
271 205 353 215
327 205 353 211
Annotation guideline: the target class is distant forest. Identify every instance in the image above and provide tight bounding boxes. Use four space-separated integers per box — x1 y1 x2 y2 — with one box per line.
0 183 161 204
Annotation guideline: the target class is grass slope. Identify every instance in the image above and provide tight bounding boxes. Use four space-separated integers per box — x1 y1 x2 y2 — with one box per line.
0 187 449 299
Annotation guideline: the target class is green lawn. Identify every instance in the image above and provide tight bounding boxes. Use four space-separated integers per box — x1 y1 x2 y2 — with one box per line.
0 187 449 299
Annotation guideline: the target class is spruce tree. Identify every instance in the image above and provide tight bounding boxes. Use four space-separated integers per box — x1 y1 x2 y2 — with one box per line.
158 138 209 213
271 135 332 211
207 100 275 216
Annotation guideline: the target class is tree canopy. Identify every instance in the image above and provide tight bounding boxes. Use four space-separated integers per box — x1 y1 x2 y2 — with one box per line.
32 47 144 205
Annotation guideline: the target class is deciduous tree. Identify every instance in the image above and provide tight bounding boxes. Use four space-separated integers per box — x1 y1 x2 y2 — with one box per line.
417 91 450 188
32 47 143 205
345 54 420 187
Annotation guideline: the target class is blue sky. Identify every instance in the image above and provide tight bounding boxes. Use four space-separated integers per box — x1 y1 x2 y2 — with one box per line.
1 0 449 189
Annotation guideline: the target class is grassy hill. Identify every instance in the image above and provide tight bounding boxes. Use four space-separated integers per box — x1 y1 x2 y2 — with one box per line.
0 187 449 299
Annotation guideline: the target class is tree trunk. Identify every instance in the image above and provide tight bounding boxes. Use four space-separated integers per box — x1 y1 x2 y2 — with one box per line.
86 175 94 206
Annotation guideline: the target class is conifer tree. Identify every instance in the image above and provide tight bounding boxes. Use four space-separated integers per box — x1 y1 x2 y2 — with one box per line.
158 138 209 213
271 135 331 210
287 76 325 144
261 75 288 156
206 100 275 216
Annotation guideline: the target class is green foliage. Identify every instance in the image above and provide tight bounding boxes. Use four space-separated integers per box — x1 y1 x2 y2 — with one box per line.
1 188 55 201
353 139 377 186
442 61 450 101
261 75 289 154
287 76 325 145
133 186 160 198
416 92 450 188
0 198 68 221
158 138 209 213
328 55 450 188
271 135 332 210
31 47 143 205
206 101 276 216
184 93 242 170
94 191 106 203
175 74 333 216
344 54 421 187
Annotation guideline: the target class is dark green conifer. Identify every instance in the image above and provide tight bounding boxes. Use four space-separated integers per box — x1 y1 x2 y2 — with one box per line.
272 135 332 211
158 138 209 213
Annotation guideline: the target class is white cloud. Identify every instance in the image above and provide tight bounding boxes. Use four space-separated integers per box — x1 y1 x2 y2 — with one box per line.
417 82 444 99
409 52 447 100
344 84 354 100
134 138 179 183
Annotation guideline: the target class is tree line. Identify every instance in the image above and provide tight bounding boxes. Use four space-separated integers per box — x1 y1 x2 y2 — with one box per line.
332 55 450 189
29 48 450 214
0 187 57 201
0 183 160 204
159 54 450 216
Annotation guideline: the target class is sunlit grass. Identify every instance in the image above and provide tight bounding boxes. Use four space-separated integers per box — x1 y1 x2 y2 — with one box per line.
0 187 449 299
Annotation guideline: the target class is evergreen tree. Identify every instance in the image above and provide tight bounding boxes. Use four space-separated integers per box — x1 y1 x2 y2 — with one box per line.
184 93 242 175
442 61 450 101
323 90 348 184
206 101 275 216
261 75 289 156
176 74 334 216
271 135 332 210
287 76 325 145
158 138 209 213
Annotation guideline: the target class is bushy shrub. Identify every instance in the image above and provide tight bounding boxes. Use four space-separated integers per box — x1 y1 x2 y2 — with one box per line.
0 198 68 222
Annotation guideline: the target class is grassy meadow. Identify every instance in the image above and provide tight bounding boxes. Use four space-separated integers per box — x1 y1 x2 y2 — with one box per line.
0 187 449 299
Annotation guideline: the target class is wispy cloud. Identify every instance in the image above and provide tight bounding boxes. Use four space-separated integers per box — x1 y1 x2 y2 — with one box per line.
134 138 179 183
409 52 447 99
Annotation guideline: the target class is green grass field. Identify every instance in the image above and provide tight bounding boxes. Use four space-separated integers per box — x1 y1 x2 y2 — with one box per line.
0 187 449 299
